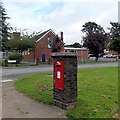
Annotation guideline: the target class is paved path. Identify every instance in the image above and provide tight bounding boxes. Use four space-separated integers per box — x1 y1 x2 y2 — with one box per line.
1 62 118 118
2 82 66 118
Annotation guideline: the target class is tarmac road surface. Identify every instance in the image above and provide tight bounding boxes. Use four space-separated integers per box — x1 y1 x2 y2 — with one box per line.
2 62 118 80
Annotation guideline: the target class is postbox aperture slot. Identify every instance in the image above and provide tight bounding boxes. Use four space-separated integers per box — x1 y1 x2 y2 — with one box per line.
56 65 61 67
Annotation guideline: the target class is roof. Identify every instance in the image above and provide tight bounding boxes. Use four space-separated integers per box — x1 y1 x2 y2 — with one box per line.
35 29 56 42
64 47 88 50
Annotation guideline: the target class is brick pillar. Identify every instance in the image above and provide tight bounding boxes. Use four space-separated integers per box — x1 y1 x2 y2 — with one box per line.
51 52 78 110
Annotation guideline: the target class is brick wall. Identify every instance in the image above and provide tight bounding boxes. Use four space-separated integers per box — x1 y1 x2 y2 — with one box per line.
24 31 64 63
23 51 34 61
77 50 89 60
64 48 89 60
106 50 118 55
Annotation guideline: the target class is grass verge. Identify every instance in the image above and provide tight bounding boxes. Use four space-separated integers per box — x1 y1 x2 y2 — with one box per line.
14 67 118 118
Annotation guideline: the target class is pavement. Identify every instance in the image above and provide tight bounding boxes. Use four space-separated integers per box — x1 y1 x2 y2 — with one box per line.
2 81 66 118
1 62 118 118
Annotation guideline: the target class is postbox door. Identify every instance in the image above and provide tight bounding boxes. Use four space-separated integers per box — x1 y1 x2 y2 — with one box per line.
55 61 64 90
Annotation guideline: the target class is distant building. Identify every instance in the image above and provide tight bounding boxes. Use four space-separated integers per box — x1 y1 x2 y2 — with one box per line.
64 47 89 60
23 29 64 64
5 29 89 63
104 49 118 55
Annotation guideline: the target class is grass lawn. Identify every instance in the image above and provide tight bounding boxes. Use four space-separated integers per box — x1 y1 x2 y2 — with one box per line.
14 67 118 119
5 63 36 67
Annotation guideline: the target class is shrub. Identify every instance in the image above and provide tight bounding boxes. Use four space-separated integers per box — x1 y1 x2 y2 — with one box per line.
9 53 23 64
4 59 8 67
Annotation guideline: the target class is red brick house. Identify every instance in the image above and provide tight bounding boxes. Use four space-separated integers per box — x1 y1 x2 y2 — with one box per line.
23 29 64 63
64 47 89 60
104 49 118 55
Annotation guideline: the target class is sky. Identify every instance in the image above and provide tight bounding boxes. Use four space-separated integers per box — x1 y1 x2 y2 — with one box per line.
2 0 119 45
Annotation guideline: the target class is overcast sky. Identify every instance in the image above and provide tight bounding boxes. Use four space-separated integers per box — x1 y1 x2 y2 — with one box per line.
3 0 119 45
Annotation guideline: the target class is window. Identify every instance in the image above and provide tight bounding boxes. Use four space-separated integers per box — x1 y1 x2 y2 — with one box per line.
47 37 53 48
70 50 76 53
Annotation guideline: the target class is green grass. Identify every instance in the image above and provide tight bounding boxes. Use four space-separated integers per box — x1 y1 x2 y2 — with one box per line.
66 67 118 118
78 59 97 64
15 73 53 104
7 63 36 67
14 67 118 118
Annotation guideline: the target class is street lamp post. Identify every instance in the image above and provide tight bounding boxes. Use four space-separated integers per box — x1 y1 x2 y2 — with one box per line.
118 1 120 23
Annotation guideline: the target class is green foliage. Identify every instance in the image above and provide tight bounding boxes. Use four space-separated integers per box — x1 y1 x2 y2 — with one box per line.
6 34 36 53
83 33 110 61
65 42 82 48
81 21 105 35
15 67 118 118
9 53 23 64
4 59 8 67
109 22 120 54
2 59 9 67
0 2 12 51
39 62 48 64
82 22 110 61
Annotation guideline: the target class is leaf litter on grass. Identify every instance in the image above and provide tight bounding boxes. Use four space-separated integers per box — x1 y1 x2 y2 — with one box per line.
110 109 120 119
33 81 52 92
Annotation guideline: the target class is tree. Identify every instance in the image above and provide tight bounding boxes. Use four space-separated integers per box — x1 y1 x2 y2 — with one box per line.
6 32 36 54
81 21 105 35
52 35 62 52
83 33 110 61
109 22 120 54
82 22 110 61
0 2 12 51
65 42 82 48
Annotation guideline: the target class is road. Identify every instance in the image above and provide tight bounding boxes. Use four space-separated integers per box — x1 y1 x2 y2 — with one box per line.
2 65 53 80
2 62 118 80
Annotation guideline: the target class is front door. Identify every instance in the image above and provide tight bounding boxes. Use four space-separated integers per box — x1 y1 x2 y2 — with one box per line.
42 54 46 62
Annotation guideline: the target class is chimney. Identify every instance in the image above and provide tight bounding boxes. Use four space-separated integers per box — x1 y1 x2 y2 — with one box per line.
61 31 63 41
13 32 20 39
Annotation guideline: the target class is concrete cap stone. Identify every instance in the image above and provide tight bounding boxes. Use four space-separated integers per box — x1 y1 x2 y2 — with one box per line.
51 52 80 57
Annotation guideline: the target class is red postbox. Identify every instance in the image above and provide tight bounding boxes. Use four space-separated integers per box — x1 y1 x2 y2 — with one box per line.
54 61 64 90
